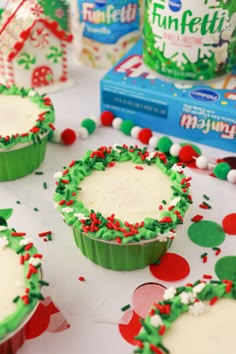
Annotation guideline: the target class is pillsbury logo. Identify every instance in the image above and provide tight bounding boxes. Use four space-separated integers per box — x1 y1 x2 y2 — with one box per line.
168 0 182 12
190 89 220 102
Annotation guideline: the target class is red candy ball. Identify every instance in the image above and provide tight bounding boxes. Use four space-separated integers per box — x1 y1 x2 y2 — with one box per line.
179 145 198 163
100 111 115 126
61 128 77 145
138 128 153 144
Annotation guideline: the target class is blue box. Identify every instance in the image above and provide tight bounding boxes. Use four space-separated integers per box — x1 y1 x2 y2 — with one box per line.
100 39 236 152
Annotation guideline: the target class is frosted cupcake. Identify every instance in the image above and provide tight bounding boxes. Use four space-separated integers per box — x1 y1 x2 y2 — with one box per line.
0 84 55 181
134 279 236 354
54 145 192 270
0 208 48 354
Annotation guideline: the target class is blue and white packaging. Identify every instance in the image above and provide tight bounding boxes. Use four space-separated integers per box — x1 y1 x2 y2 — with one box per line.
100 39 236 152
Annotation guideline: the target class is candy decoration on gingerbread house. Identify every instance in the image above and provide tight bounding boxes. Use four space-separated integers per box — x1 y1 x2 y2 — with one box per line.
0 0 73 91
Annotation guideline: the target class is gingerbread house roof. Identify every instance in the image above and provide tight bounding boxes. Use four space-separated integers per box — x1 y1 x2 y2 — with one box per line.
0 0 73 61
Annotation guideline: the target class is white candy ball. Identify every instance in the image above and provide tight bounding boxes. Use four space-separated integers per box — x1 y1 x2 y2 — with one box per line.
131 126 142 138
51 130 62 143
170 143 181 157
148 136 159 149
112 117 123 129
77 127 89 139
227 169 236 184
195 155 209 169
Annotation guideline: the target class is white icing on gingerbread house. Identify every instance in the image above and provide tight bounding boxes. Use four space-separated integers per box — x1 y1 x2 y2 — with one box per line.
0 0 73 91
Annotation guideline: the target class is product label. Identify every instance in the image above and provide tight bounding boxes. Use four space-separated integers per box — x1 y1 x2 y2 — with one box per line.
78 0 140 44
144 0 236 80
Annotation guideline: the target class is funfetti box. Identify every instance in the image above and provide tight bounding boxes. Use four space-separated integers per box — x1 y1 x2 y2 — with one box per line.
100 39 236 153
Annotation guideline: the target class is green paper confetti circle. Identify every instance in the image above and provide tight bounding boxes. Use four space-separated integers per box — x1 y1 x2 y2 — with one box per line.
215 256 236 281
188 220 225 247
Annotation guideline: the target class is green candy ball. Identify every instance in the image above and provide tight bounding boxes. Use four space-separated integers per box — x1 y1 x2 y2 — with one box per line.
157 136 173 153
120 120 135 135
81 118 96 134
213 162 231 180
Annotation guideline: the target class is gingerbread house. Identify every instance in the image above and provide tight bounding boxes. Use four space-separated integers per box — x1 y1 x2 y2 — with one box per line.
0 0 73 90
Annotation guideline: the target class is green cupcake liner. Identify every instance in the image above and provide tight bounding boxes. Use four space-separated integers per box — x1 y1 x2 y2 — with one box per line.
73 228 173 271
0 136 48 181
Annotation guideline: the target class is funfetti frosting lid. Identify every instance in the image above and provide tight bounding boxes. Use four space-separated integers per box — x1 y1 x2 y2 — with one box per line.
0 85 55 150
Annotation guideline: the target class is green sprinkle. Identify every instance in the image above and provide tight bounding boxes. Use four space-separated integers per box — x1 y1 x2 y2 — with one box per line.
16 200 21 204
35 171 44 175
29 281 36 289
16 245 26 254
39 280 50 286
121 304 131 311
201 252 208 258
159 343 170 354
212 247 220 251
162 200 167 205
43 182 47 189
47 233 52 241
203 194 210 200
202 201 212 209
13 296 20 303
153 259 161 265
34 208 39 212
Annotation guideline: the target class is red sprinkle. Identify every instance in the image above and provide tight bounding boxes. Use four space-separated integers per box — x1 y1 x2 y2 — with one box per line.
191 214 203 222
159 325 166 336
11 232 26 237
135 165 144 170
209 296 218 305
199 204 210 209
149 344 163 354
223 280 233 293
24 242 33 251
203 274 212 279
78 276 85 281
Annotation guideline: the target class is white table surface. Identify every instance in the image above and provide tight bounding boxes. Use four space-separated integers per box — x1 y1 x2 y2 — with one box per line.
0 2 235 350
0 56 234 354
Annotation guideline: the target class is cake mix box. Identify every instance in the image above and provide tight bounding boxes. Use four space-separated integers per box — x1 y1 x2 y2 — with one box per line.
100 39 236 152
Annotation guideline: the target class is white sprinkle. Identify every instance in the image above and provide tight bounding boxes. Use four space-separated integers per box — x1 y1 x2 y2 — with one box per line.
189 301 209 316
150 314 163 327
74 213 89 220
163 286 177 300
53 171 63 179
20 238 33 246
179 291 195 305
0 236 9 250
28 257 41 267
61 207 74 213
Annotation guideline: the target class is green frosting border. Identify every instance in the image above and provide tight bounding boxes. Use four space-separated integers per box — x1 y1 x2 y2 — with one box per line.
134 280 236 354
0 211 47 341
54 145 192 244
0 84 55 150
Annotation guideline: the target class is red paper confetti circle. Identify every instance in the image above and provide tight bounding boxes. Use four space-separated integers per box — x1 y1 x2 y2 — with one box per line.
149 252 190 281
222 213 236 235
118 309 142 345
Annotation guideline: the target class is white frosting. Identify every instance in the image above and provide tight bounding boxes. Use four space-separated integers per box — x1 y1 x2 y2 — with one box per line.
0 95 42 136
78 161 172 223
0 247 25 321
163 298 236 354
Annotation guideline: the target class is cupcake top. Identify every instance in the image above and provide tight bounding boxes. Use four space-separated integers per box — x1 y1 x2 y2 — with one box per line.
54 145 192 244
134 279 236 354
0 85 55 150
0 209 47 341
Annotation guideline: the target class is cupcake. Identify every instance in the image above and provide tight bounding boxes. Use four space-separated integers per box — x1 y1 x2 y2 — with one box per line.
0 84 55 181
54 144 192 270
0 208 48 354
134 279 236 354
